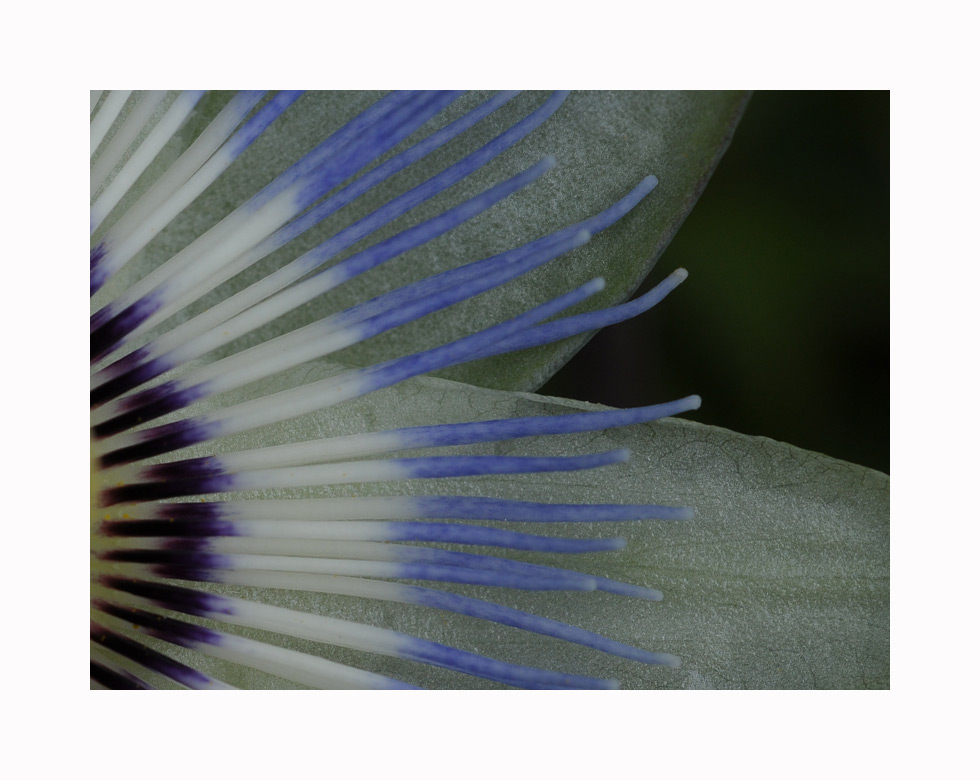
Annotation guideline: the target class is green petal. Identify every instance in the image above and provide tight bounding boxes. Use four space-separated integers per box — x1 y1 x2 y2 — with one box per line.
169 362 887 690
124 91 747 390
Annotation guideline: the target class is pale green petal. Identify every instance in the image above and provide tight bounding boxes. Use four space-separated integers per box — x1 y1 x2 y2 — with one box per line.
170 361 887 690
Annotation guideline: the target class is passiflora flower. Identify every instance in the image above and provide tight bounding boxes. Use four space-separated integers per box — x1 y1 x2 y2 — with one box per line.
90 91 887 689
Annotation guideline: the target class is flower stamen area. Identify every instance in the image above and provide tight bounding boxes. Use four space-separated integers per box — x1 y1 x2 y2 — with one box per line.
90 90 697 689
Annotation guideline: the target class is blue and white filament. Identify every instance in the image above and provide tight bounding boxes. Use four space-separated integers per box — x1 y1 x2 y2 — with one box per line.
90 90 698 690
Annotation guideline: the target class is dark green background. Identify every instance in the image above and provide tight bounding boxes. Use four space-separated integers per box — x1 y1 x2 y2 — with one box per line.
542 91 889 474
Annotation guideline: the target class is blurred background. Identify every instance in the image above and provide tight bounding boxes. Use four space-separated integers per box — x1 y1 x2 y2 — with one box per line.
541 91 889 473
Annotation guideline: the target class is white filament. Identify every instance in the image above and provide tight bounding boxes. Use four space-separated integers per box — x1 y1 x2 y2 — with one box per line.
90 90 131 157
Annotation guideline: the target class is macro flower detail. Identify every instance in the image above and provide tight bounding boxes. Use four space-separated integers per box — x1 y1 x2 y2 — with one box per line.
90 89 859 690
